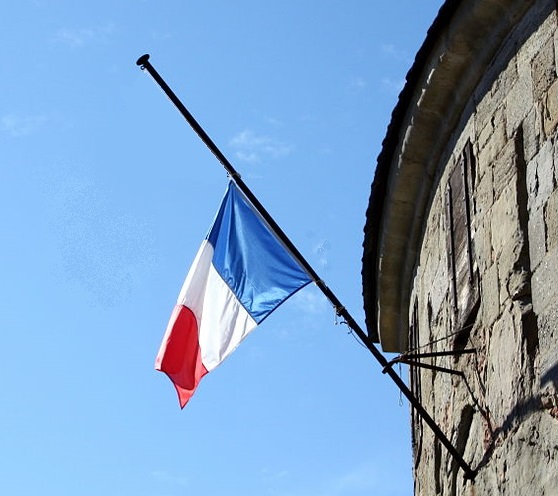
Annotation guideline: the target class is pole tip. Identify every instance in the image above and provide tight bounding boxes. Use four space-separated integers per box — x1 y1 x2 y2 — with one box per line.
136 54 150 67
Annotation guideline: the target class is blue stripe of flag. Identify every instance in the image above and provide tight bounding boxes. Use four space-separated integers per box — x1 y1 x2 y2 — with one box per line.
207 182 312 323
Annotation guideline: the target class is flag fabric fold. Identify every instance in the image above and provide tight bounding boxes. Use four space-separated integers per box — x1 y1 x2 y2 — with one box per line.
156 181 313 408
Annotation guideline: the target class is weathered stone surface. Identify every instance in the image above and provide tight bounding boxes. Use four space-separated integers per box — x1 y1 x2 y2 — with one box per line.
480 262 500 325
475 60 515 135
362 0 558 491
506 70 534 137
527 138 555 212
543 78 558 136
400 2 558 495
545 188 558 251
474 214 493 273
475 167 494 222
527 203 546 269
532 246 558 315
532 36 557 101
478 115 507 174
491 182 521 258
522 104 542 162
538 303 558 388
485 307 524 425
517 5 557 64
491 138 519 201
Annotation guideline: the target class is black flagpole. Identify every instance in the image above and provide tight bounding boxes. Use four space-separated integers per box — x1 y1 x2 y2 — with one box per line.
136 53 476 480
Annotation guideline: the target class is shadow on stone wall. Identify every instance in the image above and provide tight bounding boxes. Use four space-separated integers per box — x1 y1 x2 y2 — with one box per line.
541 361 558 388
473 360 558 473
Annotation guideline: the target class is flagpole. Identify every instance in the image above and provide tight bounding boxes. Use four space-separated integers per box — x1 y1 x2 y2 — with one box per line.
135 54 476 480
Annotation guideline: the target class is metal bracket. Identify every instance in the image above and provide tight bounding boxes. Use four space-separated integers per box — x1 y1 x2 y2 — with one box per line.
382 348 476 376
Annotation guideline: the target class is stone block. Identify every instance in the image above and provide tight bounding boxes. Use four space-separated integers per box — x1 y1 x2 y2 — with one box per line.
475 38 519 127
527 138 555 212
517 6 556 67
532 245 558 315
429 259 449 321
544 188 558 251
528 204 547 270
506 71 535 138
507 266 531 301
537 138 556 201
526 152 538 205
517 6 557 70
485 309 524 427
478 115 508 174
532 36 557 101
474 214 494 273
497 53 520 95
543 79 558 136
475 167 494 222
505 417 558 491
497 234 528 306
491 182 521 258
475 80 506 139
538 303 558 387
478 118 494 154
480 262 500 326
523 104 542 162
492 139 518 200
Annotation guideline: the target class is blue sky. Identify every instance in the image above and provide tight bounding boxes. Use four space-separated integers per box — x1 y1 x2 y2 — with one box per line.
2 1 444 495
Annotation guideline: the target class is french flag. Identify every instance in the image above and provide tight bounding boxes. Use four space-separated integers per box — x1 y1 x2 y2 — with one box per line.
155 182 313 408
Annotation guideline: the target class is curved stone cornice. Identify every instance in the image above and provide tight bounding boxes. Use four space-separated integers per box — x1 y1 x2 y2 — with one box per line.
362 0 536 352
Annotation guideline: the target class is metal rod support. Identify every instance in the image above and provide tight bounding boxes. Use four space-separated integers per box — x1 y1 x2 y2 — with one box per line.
396 360 465 376
136 54 477 481
402 349 477 360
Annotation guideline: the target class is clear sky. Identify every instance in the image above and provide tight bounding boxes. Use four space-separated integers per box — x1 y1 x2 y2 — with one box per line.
2 1 445 495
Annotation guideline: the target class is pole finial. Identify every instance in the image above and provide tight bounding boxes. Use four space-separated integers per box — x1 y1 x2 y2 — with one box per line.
136 54 151 68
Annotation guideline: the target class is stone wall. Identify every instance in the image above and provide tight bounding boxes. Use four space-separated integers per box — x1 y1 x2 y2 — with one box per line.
409 3 558 494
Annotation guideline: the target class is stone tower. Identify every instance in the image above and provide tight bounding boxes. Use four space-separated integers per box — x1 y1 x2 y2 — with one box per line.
362 0 558 493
